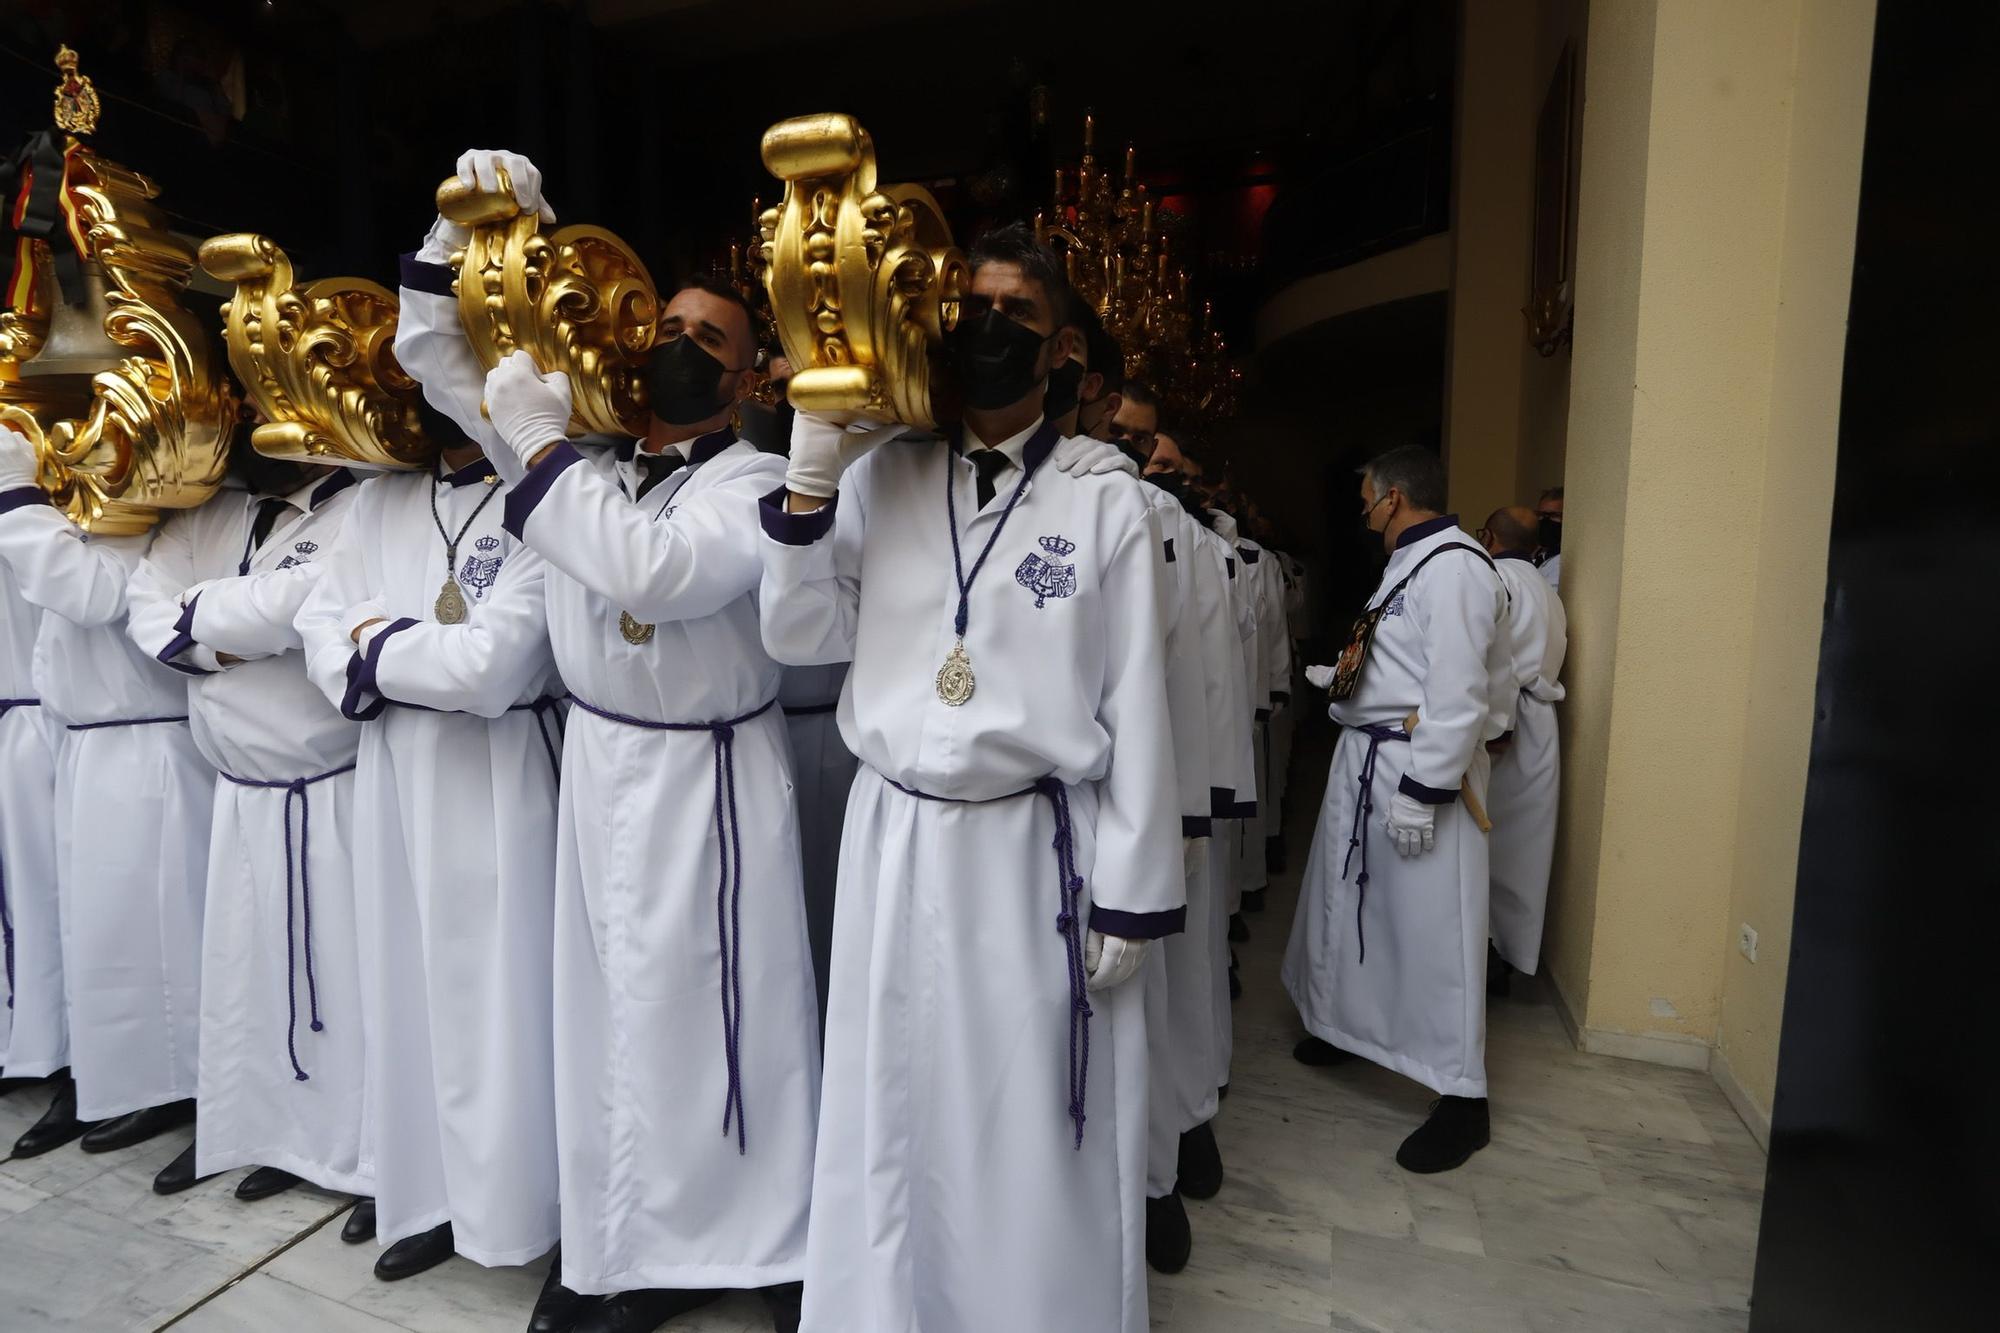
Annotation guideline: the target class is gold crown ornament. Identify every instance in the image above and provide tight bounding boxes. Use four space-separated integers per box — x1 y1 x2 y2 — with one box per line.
199 233 436 471
0 47 233 535
435 170 659 438
754 114 965 430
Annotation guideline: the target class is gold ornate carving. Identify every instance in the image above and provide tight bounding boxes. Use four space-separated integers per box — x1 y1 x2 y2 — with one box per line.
53 46 100 137
200 233 434 471
13 48 233 534
436 172 659 438
755 114 966 430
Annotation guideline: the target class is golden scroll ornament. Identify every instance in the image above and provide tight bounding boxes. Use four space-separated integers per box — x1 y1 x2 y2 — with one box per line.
755 114 966 431
436 170 659 439
200 233 436 472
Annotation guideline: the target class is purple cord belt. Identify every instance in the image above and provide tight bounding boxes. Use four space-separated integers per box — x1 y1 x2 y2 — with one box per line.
1340 724 1410 965
564 693 777 1155
0 697 38 1008
64 713 189 731
883 773 1094 1150
220 763 357 1081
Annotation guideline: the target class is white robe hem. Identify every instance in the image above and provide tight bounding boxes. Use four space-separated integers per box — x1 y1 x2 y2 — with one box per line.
563 1259 806 1298
195 1144 375 1198
1287 998 1488 1099
77 1081 198 1124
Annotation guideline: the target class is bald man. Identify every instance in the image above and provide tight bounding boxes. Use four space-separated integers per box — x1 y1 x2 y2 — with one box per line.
1478 507 1566 983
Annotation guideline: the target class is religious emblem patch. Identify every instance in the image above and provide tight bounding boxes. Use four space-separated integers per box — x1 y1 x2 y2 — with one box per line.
459 534 505 599
1015 535 1078 608
275 538 318 570
1383 591 1407 617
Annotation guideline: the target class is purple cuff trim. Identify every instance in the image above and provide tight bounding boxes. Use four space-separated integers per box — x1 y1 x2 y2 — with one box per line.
1181 815 1213 838
0 486 49 519
157 594 214 674
758 483 837 546
1090 904 1187 940
1228 799 1258 818
1208 786 1236 818
1240 546 1261 565
1399 772 1458 805
501 442 583 538
1254 707 1271 721
398 252 456 297
340 616 418 719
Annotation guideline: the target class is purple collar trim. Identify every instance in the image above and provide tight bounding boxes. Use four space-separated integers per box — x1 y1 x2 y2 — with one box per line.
1394 514 1459 550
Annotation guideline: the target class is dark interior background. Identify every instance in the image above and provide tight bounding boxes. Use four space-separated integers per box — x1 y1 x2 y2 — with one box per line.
1750 4 2000 1329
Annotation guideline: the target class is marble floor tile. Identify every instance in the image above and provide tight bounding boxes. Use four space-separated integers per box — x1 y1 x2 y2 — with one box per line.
1155 1199 1335 1326
175 1273 413 1332
0 1193 246 1330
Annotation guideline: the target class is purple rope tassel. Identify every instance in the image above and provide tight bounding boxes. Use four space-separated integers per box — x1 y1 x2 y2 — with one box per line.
1339 726 1409 966
1035 777 1092 1150
566 694 773 1155
222 764 354 1081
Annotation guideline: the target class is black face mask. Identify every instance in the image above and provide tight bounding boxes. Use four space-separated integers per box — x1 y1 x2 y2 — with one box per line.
1144 468 1186 500
1043 358 1084 422
1538 514 1563 556
950 306 1052 411
232 427 313 497
647 335 740 427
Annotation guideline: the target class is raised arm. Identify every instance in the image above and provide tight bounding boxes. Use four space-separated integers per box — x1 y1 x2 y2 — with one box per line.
755 468 865 667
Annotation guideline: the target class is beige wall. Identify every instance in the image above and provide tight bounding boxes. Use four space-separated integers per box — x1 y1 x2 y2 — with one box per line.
1547 0 1873 1135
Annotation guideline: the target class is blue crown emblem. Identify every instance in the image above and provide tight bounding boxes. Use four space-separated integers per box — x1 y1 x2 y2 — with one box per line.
292 539 318 555
1039 534 1077 559
475 534 501 552
1017 534 1079 608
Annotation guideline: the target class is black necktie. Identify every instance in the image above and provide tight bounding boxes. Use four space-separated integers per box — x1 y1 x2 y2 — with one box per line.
636 449 686 501
969 448 1009 509
239 496 289 573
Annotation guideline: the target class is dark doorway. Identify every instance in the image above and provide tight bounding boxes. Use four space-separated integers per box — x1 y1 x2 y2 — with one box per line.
1749 5 2000 1330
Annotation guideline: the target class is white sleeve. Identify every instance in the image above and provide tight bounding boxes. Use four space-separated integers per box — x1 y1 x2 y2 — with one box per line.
1259 559 1292 703
127 511 227 674
502 447 774 623
394 261 509 457
346 541 554 720
756 465 864 667
1086 508 1185 935
297 489 386 712
0 487 145 628
1404 555 1504 800
186 563 325 660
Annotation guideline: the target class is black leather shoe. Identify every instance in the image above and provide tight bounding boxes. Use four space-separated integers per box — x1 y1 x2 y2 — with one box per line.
342 1198 377 1244
1487 945 1515 999
11 1074 93 1158
758 1282 803 1333
79 1098 194 1153
153 1142 218 1195
1242 886 1267 913
527 1245 598 1332
1145 1191 1192 1273
1228 913 1249 943
1177 1121 1223 1200
1395 1097 1491 1174
0 1070 43 1096
573 1288 722 1332
235 1165 301 1201
1293 1035 1355 1067
1229 962 1241 1000
374 1221 455 1281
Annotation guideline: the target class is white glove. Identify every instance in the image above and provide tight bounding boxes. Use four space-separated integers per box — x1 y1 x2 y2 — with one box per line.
785 411 906 499
454 149 556 223
483 350 572 473
1051 434 1138 478
1305 663 1335 691
1384 792 1437 857
1084 931 1150 991
0 427 38 491
415 213 470 266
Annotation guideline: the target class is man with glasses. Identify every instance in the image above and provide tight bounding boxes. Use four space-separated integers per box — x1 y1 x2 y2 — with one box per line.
1284 444 1507 1174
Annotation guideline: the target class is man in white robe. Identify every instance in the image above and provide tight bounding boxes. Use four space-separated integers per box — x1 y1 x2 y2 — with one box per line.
0 426 213 1154
472 149 821 1327
1478 506 1566 980
0 534 64 1112
1282 444 1507 1173
299 197 565 1312
1535 486 1564 590
128 457 369 1201
758 223 1181 1333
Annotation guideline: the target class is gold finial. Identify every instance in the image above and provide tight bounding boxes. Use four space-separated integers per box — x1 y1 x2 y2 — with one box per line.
53 45 101 136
